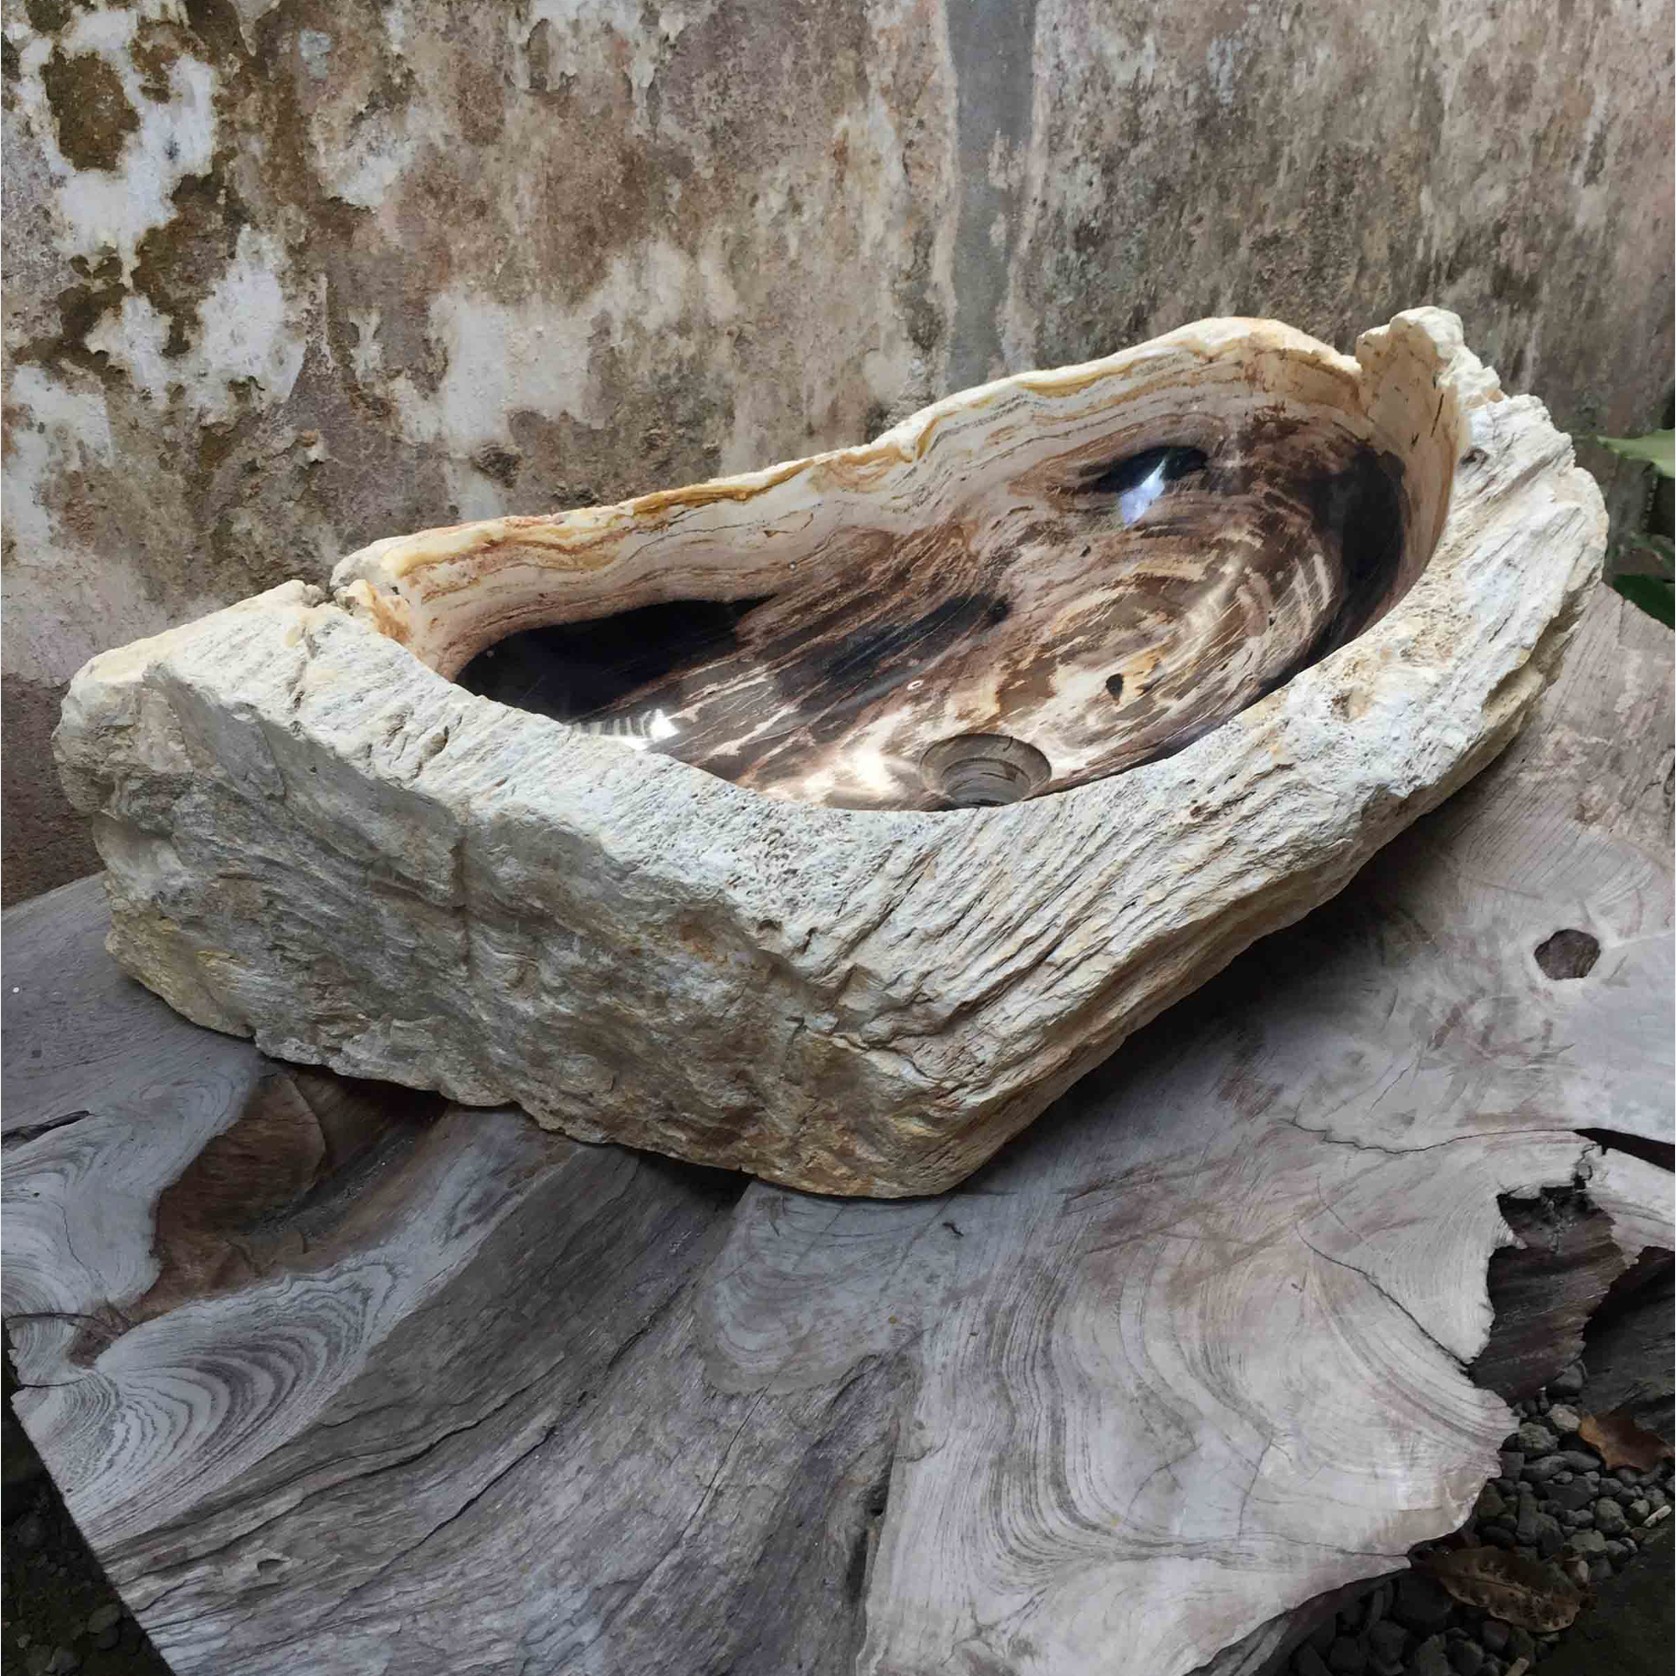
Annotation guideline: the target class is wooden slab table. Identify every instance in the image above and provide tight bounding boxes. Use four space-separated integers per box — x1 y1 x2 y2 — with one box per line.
4 589 1671 1676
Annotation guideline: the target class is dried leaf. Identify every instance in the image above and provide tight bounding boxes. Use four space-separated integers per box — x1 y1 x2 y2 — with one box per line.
1418 1547 1583 1632
1578 1407 1674 1472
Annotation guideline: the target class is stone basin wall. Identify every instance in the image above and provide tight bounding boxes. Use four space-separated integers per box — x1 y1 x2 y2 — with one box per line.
4 0 1672 901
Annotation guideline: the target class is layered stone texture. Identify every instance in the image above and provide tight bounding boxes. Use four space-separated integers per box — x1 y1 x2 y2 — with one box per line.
56 310 1604 1195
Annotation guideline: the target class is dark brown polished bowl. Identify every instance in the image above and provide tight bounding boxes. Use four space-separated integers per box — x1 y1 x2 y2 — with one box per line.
456 416 1403 809
333 318 1453 812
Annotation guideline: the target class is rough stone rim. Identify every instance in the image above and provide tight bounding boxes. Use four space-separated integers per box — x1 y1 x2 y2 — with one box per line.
324 309 1494 827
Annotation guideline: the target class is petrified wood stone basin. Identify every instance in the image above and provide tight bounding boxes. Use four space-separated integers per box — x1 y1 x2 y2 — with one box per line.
447 429 1402 809
56 310 1604 1195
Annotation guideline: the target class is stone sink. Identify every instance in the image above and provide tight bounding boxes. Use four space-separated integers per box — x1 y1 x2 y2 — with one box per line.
56 309 1605 1195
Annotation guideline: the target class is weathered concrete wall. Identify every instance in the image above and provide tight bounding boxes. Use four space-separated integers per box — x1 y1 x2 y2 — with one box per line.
4 0 1672 902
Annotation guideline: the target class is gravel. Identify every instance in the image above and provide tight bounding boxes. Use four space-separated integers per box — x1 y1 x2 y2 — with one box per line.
1447 1640 1484 1675
1555 1450 1602 1473
1546 1479 1593 1511
1409 1635 1451 1676
1547 1363 1585 1399
1286 1360 1673 1676
1391 1575 1453 1633
1366 1620 1408 1664
1474 1484 1507 1519
1327 1636 1367 1673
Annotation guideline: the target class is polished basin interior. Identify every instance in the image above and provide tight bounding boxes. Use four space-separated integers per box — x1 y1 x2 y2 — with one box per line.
455 413 1408 809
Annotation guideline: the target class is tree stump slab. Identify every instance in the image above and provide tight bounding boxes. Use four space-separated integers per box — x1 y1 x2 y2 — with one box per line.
5 589 1671 1676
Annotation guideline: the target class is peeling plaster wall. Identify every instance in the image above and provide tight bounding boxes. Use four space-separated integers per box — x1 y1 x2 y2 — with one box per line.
4 0 1672 902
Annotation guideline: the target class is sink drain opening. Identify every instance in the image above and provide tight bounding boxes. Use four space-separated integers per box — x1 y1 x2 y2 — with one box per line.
921 733 1052 808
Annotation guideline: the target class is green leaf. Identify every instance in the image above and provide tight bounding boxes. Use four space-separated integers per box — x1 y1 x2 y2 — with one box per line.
1610 572 1675 627
1594 430 1675 477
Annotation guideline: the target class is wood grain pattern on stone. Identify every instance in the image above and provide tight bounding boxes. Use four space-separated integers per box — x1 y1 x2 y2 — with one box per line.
8 588 1671 1676
55 308 1604 1194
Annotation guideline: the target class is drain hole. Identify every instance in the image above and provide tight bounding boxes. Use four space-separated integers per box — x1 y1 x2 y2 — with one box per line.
1105 673 1125 703
1534 928 1600 980
921 733 1051 808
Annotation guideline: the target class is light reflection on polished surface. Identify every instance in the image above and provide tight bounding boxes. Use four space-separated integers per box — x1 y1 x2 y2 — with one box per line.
458 418 1405 811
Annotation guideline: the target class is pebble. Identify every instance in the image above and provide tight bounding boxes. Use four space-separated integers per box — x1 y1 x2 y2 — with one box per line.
1479 1526 1517 1549
1325 1636 1365 1673
1365 1620 1407 1664
47 1651 80 1675
1589 1555 1613 1582
1475 1484 1507 1519
1629 1497 1652 1522
1515 1497 1564 1555
1565 1528 1608 1555
1556 1449 1602 1473
1516 1421 1557 1455
1594 1497 1629 1536
13 1511 46 1551
1411 1634 1452 1676
1521 1456 1565 1484
1497 1450 1524 1478
1479 1621 1509 1653
93 1627 120 1653
1506 1625 1536 1662
1547 1478 1593 1511
1546 1403 1582 1435
1392 1573 1453 1632
1294 1648 1331 1676
1449 1640 1484 1676
84 1603 122 1636
1547 1361 1585 1398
